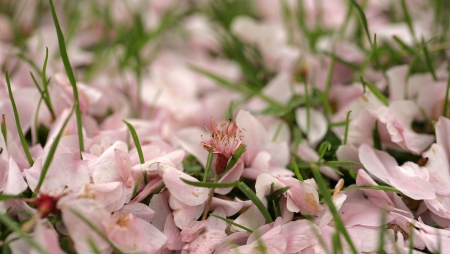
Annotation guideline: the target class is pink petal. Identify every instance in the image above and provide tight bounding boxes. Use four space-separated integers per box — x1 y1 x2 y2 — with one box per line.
149 193 171 231
164 213 184 250
296 107 328 146
161 165 208 206
119 202 155 222
236 110 269 165
436 116 450 158
359 144 397 183
173 127 208 167
281 220 320 253
216 160 244 195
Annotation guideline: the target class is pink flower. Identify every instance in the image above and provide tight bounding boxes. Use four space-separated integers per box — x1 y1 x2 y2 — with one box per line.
201 119 243 174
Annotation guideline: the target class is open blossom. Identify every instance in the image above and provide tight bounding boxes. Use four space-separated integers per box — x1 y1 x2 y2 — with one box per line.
201 119 243 174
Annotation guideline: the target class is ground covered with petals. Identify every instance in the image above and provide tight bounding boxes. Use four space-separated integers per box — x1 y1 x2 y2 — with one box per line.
1 0 450 253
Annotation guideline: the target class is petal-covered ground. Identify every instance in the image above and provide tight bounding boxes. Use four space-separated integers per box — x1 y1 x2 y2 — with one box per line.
1 0 450 253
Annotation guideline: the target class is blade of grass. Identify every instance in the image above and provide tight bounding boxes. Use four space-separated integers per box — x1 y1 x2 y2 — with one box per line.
400 0 416 46
343 111 352 145
238 182 273 223
421 37 437 81
349 0 372 45
33 106 75 197
372 120 382 150
224 145 246 172
123 120 147 184
323 53 336 116
2 114 7 145
181 178 240 188
393 36 416 55
69 208 123 254
30 72 55 121
0 213 46 254
311 163 358 254
360 76 389 106
41 47 56 119
343 185 403 194
210 213 253 233
444 66 450 117
203 149 213 182
5 71 34 166
88 238 103 254
49 0 84 156
293 160 304 181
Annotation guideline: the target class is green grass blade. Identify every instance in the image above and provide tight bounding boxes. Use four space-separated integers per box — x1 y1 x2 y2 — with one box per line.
181 178 240 188
41 47 56 119
393 36 416 55
421 37 438 81
33 106 75 197
343 111 352 145
203 149 213 182
343 185 403 194
0 213 46 254
321 161 362 168
5 71 34 166
123 120 147 185
48 0 84 155
293 160 304 181
349 0 372 45
88 238 103 254
123 120 145 164
238 182 273 223
400 0 416 46
2 114 7 145
210 213 253 233
444 66 450 117
225 145 246 172
0 194 24 201
311 163 358 254
69 208 123 254
372 120 382 150
360 77 389 106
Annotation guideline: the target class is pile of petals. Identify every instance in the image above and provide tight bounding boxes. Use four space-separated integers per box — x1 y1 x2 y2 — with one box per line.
2 0 450 253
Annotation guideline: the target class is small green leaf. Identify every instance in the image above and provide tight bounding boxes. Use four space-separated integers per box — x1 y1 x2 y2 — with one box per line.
5 71 34 166
317 141 331 162
210 213 253 233
225 145 246 172
238 182 273 223
49 0 84 155
181 178 240 188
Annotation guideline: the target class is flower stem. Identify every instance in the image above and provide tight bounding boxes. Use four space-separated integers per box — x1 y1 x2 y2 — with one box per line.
202 173 219 220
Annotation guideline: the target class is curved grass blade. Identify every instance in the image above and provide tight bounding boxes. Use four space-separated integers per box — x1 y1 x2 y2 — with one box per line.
343 111 352 145
181 178 240 188
360 77 389 106
123 120 147 184
203 149 213 182
225 145 246 172
321 161 362 168
0 212 46 254
210 213 253 233
349 0 372 45
372 120 382 150
311 163 358 254
343 185 403 194
69 208 124 254
33 106 75 197
238 182 273 223
41 47 56 119
0 194 24 201
5 71 34 166
48 0 84 155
